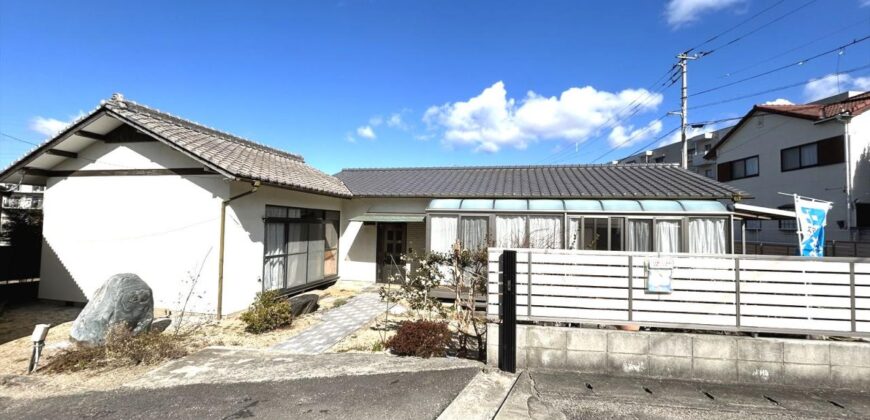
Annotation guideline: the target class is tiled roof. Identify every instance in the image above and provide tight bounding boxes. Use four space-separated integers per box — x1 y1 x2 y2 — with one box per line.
335 164 749 199
104 97 352 197
707 92 870 158
755 92 870 120
0 94 352 197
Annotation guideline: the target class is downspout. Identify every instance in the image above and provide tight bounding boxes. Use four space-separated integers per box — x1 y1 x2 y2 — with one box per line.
836 112 854 241
217 180 260 319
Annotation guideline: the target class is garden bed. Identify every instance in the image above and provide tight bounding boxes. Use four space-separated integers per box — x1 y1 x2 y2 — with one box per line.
0 282 363 400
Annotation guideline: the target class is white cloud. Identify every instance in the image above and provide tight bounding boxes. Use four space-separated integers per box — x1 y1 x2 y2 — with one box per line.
423 81 663 153
861 0 870 7
368 116 383 126
665 0 744 28
345 133 357 143
803 74 870 101
28 112 84 137
386 113 404 128
608 120 664 149
356 125 376 140
762 98 794 105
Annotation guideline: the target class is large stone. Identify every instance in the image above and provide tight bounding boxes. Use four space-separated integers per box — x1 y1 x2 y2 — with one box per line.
70 273 154 345
288 294 319 318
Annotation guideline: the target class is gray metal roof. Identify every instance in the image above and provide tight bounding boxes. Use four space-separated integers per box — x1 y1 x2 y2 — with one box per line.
335 165 750 200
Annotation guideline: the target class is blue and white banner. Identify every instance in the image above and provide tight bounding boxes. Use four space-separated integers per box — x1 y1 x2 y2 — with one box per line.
794 196 832 257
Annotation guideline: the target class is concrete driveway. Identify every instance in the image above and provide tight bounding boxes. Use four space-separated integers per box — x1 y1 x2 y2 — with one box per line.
0 348 482 420
497 370 870 419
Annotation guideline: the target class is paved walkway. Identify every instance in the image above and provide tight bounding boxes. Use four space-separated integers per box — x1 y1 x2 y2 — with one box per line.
272 292 385 353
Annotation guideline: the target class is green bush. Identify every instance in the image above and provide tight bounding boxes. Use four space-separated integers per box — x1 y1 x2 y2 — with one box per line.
240 290 293 334
386 320 451 358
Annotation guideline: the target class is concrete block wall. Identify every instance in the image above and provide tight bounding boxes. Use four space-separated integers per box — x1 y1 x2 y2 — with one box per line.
487 323 870 390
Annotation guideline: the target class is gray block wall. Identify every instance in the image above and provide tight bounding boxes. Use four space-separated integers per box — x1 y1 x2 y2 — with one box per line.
487 323 870 390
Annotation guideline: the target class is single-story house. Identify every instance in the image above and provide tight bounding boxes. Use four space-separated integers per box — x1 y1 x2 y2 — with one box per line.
0 94 749 315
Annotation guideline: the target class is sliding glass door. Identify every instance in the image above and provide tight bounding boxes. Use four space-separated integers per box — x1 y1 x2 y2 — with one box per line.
263 206 340 291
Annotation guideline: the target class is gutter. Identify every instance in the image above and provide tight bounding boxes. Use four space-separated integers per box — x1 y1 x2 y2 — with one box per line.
216 180 260 319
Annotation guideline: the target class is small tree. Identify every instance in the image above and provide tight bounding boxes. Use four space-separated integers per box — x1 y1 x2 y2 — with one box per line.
445 245 488 361
379 250 447 320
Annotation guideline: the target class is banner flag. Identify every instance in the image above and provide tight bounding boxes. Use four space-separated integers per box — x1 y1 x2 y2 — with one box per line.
793 195 832 257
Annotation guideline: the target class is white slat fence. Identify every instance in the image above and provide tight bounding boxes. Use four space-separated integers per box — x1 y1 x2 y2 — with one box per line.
487 248 870 336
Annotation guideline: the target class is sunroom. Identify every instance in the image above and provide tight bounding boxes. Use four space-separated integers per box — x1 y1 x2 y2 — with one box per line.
426 199 733 254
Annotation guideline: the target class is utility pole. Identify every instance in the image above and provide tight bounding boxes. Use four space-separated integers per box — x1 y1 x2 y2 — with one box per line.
677 52 698 169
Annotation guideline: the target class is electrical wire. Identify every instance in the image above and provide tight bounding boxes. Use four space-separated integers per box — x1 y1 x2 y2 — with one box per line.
692 35 870 97
684 0 786 54
698 0 819 57
717 17 870 79
690 63 870 110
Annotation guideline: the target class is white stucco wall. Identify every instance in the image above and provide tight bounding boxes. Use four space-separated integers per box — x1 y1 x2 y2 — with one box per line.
39 140 350 315
39 141 228 314
221 183 343 314
715 112 868 243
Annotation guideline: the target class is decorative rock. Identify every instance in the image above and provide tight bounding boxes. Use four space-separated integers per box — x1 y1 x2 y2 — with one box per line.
288 294 319 317
151 318 172 333
69 273 154 345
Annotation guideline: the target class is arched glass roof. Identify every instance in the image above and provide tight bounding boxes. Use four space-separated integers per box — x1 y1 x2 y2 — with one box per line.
427 199 728 213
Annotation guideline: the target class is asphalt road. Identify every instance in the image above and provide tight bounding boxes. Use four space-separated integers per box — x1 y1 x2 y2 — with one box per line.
527 371 870 419
0 367 479 420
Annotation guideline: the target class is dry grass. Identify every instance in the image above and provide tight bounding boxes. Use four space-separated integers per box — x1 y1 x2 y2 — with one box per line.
0 282 363 400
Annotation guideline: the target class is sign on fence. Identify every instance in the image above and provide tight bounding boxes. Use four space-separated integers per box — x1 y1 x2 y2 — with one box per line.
646 257 673 293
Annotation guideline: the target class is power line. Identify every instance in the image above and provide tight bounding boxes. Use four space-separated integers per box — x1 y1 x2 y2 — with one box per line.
610 126 682 163
717 17 870 79
698 0 819 58
537 73 680 165
685 0 785 54
692 34 870 97
0 132 40 147
690 63 870 110
535 66 679 164
0 131 138 170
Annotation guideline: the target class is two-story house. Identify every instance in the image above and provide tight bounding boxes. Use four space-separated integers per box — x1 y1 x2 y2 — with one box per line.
705 91 870 244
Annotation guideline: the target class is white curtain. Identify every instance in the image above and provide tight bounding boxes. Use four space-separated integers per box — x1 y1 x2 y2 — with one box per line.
264 223 285 290
430 216 458 253
626 220 652 252
461 217 488 250
689 218 726 254
568 219 581 249
496 216 527 248
529 216 562 249
655 220 681 253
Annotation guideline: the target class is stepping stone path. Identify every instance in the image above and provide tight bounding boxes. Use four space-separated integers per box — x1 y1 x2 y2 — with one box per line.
273 292 386 353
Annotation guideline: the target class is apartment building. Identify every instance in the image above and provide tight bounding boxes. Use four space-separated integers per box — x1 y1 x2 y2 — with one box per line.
618 127 729 179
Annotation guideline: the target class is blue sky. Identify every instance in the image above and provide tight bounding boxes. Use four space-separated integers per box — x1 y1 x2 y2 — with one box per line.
1 0 868 174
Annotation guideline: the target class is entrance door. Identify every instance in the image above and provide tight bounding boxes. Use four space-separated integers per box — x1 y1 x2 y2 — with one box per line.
377 223 407 283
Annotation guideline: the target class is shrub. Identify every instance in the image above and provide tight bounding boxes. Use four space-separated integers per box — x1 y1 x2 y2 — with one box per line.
239 290 293 334
386 320 451 358
45 325 189 373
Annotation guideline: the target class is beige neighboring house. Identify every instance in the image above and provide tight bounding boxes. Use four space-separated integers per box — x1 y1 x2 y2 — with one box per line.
0 183 44 246
705 91 870 244
0 94 749 316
